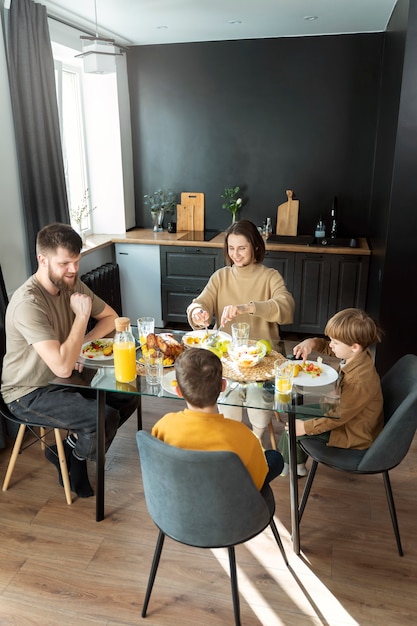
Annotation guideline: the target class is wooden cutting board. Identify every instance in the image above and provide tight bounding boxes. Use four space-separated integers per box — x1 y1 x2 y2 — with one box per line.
177 192 205 231
276 190 299 236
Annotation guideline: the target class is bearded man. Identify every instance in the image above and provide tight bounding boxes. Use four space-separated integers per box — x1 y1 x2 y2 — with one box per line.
1 223 138 497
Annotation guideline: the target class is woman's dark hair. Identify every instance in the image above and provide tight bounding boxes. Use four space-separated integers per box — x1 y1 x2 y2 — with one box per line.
223 220 265 265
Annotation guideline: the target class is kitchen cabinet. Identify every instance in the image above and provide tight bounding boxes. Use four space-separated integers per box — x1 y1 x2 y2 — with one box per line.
160 246 224 324
328 254 370 317
263 249 369 335
115 243 163 326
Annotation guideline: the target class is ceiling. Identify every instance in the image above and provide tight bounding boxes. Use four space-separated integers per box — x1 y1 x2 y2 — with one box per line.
41 0 398 48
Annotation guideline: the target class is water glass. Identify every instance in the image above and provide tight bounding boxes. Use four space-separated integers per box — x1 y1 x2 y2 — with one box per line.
275 360 294 403
231 322 250 344
137 316 155 345
144 350 163 385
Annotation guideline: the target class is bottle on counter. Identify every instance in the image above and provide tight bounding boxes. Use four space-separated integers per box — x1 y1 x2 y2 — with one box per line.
314 216 326 240
113 317 137 383
330 196 338 238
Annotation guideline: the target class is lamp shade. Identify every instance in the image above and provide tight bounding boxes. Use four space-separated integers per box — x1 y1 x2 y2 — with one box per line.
76 37 122 74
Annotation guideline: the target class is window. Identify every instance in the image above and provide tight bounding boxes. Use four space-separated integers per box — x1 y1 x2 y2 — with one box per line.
54 56 92 233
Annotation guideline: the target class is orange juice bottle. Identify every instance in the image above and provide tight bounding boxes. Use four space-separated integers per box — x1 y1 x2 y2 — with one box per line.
113 317 137 383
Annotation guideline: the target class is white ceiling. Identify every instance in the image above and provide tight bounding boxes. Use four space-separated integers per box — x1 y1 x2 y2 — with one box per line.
41 0 398 48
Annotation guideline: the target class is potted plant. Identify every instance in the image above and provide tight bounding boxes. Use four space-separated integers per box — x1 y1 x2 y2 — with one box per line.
144 188 178 232
69 188 95 243
221 186 243 224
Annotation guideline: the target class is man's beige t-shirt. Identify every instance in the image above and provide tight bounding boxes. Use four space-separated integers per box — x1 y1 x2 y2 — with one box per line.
1 275 106 404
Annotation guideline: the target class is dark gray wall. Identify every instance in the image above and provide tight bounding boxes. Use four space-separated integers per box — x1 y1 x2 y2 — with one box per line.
127 6 417 375
127 35 383 236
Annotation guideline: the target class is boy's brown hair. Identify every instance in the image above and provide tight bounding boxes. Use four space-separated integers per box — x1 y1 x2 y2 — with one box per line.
325 308 383 349
175 347 223 408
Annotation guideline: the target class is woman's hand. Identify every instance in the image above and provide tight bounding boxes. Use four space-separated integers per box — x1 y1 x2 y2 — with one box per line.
191 307 210 328
220 303 255 327
293 338 317 361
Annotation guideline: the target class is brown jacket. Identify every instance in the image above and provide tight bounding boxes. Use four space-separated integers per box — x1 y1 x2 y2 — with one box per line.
303 348 384 449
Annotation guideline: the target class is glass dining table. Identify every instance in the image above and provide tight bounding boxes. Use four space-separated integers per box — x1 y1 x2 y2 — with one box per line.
50 327 340 554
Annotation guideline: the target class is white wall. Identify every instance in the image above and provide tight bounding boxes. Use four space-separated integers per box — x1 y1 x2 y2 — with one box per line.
0 8 30 296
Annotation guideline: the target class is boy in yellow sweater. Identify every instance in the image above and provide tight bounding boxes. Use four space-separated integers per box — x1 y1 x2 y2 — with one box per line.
152 348 284 489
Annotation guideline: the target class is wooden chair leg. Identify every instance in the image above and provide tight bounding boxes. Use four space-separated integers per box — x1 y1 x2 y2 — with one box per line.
55 429 72 505
2 423 26 491
268 421 277 449
40 427 47 450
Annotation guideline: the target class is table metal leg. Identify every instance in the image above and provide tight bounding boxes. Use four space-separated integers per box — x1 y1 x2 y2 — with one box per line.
137 395 142 430
96 390 106 522
288 400 300 554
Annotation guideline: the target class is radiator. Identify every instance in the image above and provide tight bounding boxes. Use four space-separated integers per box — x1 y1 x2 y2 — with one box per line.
81 263 123 317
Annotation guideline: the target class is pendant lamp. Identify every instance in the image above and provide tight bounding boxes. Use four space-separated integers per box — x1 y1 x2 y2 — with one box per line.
75 0 124 74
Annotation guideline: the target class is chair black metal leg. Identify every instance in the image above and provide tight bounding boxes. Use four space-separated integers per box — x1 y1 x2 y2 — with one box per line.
383 471 403 557
269 518 288 565
142 530 166 617
228 546 241 626
298 459 318 522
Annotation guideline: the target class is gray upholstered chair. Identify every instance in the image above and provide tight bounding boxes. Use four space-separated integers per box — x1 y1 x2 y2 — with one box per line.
136 430 288 626
0 265 71 504
298 353 417 556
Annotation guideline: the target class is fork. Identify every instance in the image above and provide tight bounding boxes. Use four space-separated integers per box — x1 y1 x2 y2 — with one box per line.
204 323 224 346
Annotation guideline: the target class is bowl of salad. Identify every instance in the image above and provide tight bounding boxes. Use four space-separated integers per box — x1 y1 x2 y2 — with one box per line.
228 340 267 368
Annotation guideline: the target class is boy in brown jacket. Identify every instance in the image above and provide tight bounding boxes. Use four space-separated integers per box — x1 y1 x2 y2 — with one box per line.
278 308 384 476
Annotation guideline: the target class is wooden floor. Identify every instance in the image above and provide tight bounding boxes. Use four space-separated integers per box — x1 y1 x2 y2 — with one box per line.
1 396 417 626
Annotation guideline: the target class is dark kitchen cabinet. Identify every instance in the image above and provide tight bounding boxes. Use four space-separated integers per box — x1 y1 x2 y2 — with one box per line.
328 254 370 317
160 246 224 324
292 253 332 334
264 250 369 335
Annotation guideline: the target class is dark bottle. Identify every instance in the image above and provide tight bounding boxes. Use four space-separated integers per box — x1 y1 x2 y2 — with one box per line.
330 196 338 238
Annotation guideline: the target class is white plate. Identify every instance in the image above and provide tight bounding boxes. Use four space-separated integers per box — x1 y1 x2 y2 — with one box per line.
81 339 114 361
182 329 232 348
291 360 339 387
162 370 178 395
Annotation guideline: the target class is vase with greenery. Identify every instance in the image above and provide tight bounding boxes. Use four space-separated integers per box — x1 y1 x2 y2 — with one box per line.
221 186 243 224
144 188 177 232
69 188 95 243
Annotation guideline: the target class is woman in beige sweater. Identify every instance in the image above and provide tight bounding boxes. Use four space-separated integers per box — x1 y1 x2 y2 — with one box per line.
187 220 295 438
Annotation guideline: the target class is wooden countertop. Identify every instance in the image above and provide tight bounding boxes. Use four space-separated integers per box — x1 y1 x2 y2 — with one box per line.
82 229 370 256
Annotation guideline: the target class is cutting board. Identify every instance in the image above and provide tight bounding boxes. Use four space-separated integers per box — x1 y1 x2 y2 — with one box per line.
177 192 205 231
276 190 299 236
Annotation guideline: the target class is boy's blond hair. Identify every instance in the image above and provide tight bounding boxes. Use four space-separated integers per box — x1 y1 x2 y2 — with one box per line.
324 308 382 349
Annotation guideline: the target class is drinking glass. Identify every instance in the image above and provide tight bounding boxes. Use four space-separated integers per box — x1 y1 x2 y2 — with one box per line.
275 360 294 403
137 317 155 345
231 322 250 344
144 350 163 385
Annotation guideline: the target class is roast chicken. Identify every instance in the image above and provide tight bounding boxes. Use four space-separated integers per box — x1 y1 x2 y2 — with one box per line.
146 333 184 359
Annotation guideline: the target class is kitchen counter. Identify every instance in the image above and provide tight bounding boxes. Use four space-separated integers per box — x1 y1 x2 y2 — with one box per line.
83 229 370 256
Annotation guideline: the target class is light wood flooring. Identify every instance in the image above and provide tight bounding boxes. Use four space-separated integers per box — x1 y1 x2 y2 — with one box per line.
1 396 417 625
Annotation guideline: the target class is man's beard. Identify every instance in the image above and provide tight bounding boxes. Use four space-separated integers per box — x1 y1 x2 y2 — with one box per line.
48 269 77 293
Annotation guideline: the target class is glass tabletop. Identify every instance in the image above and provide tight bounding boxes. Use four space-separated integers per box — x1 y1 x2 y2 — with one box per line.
54 328 340 413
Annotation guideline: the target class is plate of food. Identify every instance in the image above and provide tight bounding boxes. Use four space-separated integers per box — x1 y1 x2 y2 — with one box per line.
81 339 114 361
137 333 183 368
161 370 179 395
290 359 339 387
182 329 232 350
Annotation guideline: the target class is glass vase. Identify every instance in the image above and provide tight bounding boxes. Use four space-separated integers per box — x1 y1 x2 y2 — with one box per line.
151 209 164 232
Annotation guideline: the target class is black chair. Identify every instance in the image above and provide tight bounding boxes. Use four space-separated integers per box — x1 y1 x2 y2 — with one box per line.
136 430 288 626
298 353 417 556
0 265 72 504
